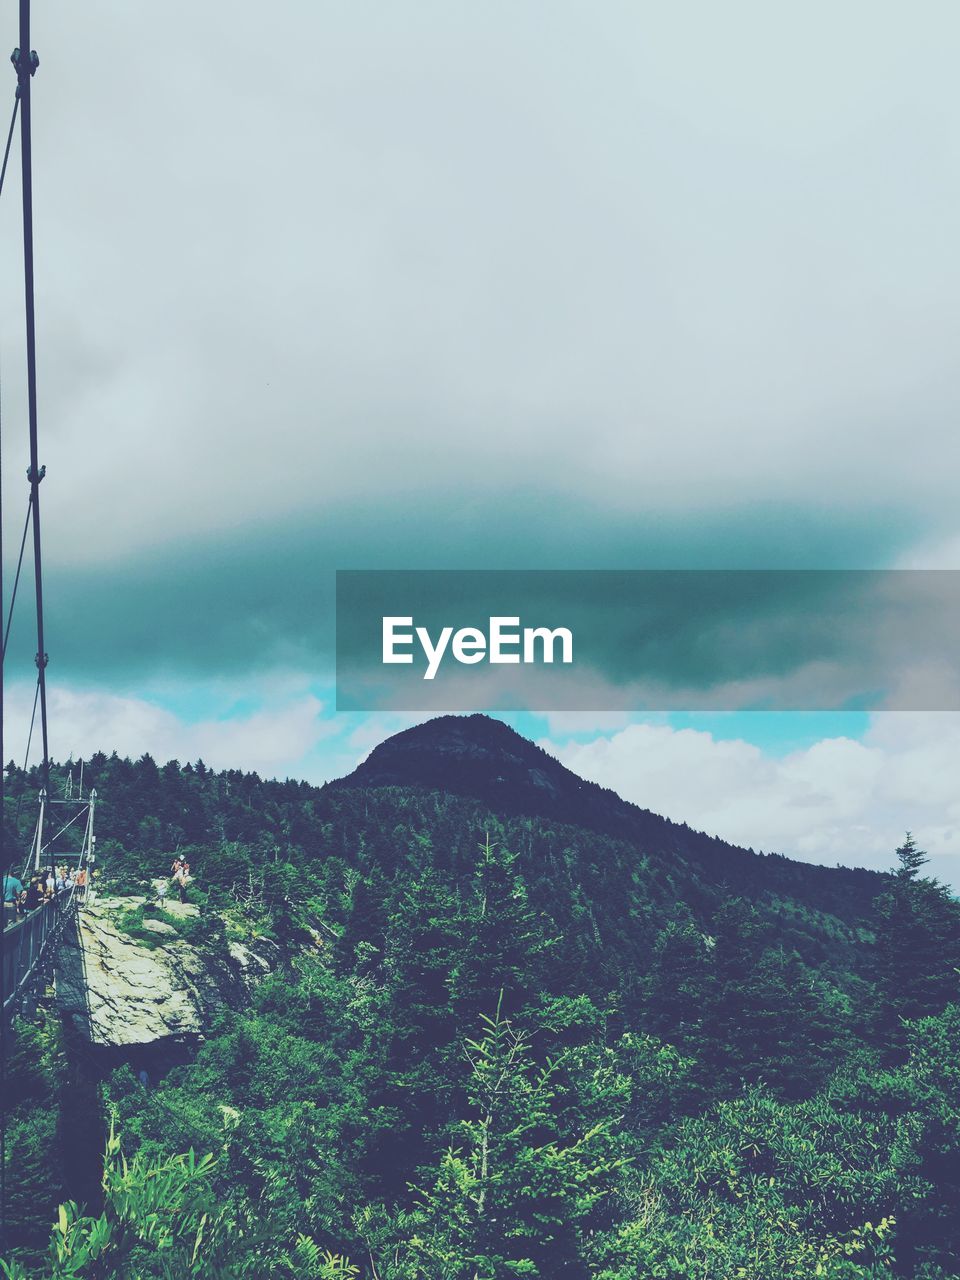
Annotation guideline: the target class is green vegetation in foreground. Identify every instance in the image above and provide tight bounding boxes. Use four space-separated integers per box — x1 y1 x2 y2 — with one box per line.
1 746 959 1277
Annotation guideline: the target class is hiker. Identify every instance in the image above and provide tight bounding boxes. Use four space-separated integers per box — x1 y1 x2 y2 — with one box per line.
173 865 189 904
23 876 42 913
156 878 169 907
2 872 23 928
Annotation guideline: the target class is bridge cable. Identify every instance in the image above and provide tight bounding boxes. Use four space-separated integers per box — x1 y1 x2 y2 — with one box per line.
3 9 40 1245
0 92 18 201
13 674 40 840
0 235 6 1276
0 97 15 1255
41 804 85 854
15 4 50 810
0 93 16 1262
2 497 32 662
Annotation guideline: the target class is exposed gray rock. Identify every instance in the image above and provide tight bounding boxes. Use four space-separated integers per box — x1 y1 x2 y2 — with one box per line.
56 897 277 1051
140 918 178 937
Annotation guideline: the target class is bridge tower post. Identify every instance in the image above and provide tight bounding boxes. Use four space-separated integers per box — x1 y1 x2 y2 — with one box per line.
31 786 45 872
80 788 96 903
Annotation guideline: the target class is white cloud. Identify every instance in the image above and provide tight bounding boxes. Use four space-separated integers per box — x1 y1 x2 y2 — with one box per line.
346 714 425 759
896 536 960 569
541 714 960 884
3 2 960 571
5 681 332 780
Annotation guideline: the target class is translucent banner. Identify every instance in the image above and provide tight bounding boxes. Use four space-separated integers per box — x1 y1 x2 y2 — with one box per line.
335 569 960 712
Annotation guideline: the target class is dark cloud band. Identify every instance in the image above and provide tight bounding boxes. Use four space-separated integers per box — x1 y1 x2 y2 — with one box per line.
337 569 960 712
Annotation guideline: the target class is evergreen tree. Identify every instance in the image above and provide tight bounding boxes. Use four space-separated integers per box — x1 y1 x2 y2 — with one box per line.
447 836 550 1029
872 833 960 1053
644 914 713 1056
381 870 464 1181
383 1000 625 1280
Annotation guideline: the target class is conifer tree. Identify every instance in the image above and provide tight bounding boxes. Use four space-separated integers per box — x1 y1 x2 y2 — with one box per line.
644 914 713 1056
393 999 625 1279
447 836 550 1029
872 833 960 1053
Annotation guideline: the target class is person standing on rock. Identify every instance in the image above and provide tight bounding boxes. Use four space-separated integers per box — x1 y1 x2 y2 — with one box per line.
156 878 168 907
171 862 189 904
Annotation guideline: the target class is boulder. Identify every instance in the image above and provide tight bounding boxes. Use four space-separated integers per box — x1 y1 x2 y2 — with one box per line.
55 897 276 1051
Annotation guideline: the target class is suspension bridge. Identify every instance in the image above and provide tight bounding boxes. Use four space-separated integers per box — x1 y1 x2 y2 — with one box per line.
0 6 101 1255
2 782 97 1021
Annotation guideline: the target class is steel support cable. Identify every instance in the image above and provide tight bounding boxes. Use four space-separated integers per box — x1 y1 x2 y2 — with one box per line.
2 14 34 1252
2 496 32 661
0 93 16 1264
0 103 17 1265
13 675 39 860
17 2 49 805
3 496 37 867
0 182 5 1280
0 92 18 201
41 803 84 852
20 674 38 778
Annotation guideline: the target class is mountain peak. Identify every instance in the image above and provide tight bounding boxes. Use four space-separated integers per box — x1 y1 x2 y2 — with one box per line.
332 714 882 915
339 714 576 805
335 713 682 850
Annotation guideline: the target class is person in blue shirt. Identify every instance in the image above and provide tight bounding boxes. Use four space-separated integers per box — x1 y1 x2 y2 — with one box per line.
3 872 24 927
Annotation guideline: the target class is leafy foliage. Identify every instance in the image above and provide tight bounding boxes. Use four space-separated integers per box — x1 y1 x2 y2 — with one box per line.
3 735 960 1278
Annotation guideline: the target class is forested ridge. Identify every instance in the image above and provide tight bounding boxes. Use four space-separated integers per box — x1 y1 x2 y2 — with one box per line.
3 715 960 1278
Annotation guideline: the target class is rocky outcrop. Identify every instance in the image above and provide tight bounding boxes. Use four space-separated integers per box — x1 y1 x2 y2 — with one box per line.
56 896 277 1052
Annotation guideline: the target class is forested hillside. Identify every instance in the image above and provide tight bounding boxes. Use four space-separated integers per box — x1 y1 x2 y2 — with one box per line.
3 715 960 1278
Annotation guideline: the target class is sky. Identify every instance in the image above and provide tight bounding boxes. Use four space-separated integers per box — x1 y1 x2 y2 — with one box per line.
1 2 959 884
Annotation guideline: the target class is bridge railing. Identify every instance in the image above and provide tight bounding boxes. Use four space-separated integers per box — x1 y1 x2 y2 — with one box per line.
1 887 79 1022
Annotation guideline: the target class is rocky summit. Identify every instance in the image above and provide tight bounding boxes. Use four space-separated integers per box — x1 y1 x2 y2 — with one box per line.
55 896 276 1051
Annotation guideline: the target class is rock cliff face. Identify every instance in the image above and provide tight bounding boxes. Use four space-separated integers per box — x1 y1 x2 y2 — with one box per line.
56 896 276 1053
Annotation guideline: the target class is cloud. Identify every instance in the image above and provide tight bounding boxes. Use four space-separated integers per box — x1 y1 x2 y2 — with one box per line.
336 569 960 714
0 0 956 584
4 681 332 780
541 713 960 886
2 3 958 887
0 504 908 696
0 1 953 720
897 534 960 570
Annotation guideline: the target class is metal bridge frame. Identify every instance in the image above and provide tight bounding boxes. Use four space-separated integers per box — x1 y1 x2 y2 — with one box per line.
2 779 96 1026
1 885 80 1024
1 0 62 1252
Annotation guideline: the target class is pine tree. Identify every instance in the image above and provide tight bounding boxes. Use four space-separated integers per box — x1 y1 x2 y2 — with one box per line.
447 835 551 1030
872 833 960 1054
391 999 625 1279
380 870 464 1183
644 914 713 1055
895 831 929 879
